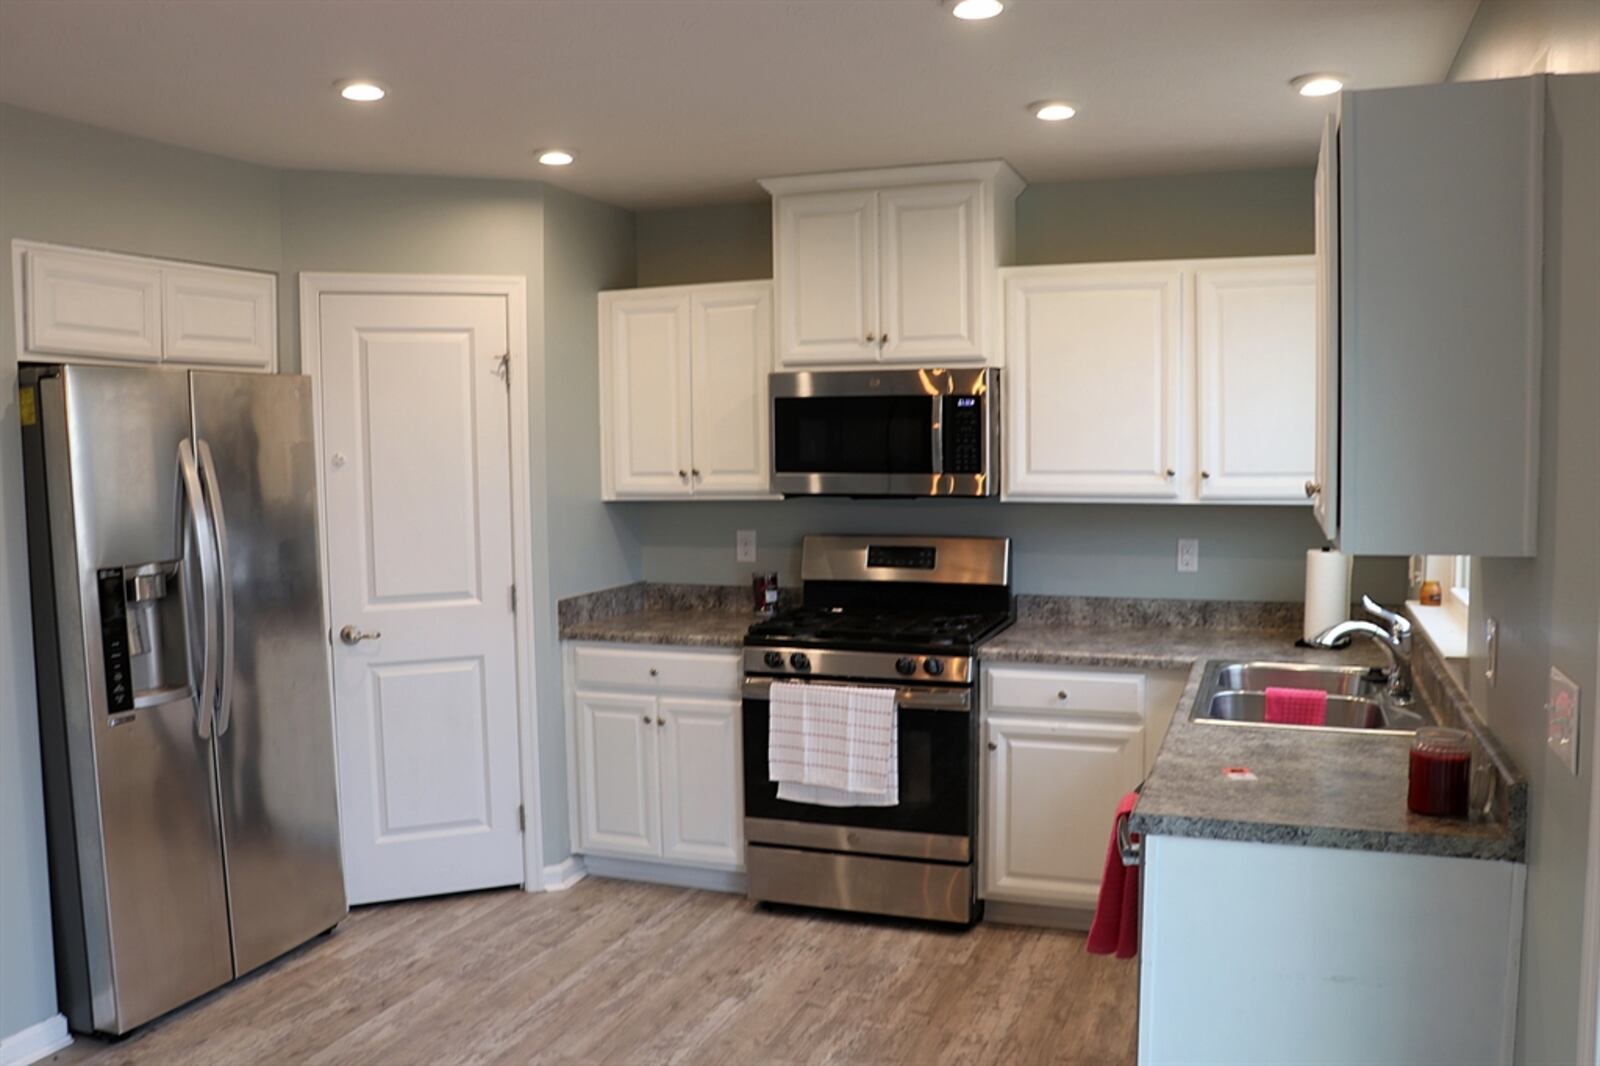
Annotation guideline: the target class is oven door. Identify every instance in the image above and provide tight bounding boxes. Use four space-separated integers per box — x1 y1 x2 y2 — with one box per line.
741 677 977 861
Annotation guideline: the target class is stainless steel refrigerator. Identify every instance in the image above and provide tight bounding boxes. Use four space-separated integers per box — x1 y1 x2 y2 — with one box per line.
20 364 346 1036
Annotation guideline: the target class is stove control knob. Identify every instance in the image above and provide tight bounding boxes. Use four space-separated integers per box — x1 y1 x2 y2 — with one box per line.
763 651 785 670
789 652 811 672
895 657 918 677
922 658 945 677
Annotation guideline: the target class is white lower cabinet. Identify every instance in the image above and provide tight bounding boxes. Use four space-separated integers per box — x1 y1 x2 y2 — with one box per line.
568 644 743 871
981 663 1182 910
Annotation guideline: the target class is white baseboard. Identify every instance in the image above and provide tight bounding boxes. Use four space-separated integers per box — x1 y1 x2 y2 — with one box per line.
582 855 746 894
539 856 587 892
983 899 1094 932
0 1014 71 1066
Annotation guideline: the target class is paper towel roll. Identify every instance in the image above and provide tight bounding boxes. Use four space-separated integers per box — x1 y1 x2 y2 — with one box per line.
1303 548 1352 642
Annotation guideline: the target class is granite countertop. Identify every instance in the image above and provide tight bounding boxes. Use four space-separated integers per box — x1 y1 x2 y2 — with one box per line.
559 584 1525 863
984 609 1523 863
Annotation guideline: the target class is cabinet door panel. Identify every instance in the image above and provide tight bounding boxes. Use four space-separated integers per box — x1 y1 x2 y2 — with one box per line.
163 266 276 369
1313 116 1340 537
25 248 163 362
602 293 693 497
575 691 660 858
774 190 879 365
658 697 743 868
691 284 773 496
983 716 1144 908
1005 267 1185 499
879 183 983 363
1195 261 1317 502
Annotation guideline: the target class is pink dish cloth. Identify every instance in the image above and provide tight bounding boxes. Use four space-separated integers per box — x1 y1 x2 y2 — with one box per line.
1087 791 1141 960
1264 686 1328 726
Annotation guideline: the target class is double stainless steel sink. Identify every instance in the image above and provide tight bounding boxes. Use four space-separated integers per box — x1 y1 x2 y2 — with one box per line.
1190 661 1428 734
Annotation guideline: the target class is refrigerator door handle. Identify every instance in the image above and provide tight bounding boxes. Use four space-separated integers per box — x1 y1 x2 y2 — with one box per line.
196 440 235 736
178 438 219 739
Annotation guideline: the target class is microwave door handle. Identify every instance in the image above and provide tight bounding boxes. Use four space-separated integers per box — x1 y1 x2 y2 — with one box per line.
178 439 219 739
929 395 945 477
196 440 235 736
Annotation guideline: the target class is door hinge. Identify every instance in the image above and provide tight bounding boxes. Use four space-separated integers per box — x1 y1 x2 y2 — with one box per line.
495 352 511 389
510 583 517 612
517 804 526 832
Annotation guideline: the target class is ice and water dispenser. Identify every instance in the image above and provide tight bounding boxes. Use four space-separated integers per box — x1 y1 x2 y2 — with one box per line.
97 560 189 713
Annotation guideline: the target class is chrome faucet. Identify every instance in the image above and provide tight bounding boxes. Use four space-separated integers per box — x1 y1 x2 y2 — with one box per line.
1310 595 1415 705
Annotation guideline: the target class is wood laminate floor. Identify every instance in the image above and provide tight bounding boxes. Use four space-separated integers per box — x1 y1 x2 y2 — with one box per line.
49 877 1137 1065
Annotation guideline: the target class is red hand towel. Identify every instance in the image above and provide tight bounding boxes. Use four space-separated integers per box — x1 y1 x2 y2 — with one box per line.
1087 791 1140 959
1265 686 1328 726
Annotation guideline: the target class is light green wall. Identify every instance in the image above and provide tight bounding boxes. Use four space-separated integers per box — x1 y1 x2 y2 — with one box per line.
537 186 640 854
628 165 1403 604
0 103 284 1039
1464 73 1600 1066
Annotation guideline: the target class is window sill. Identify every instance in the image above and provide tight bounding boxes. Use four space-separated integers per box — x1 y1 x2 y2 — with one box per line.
1407 600 1468 661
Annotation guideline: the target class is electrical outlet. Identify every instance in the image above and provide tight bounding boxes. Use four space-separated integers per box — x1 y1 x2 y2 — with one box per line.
1548 666 1581 775
736 529 757 563
1177 539 1199 573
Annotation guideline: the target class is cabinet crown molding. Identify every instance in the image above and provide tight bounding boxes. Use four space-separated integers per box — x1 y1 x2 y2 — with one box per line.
759 159 1024 199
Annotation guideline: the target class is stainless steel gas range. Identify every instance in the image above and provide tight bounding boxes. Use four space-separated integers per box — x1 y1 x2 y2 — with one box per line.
741 534 1013 925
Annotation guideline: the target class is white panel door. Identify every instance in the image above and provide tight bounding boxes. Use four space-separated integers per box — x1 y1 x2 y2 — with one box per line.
163 265 277 370
25 247 163 361
575 691 661 858
658 696 743 868
1313 115 1341 538
1005 267 1186 499
690 284 773 496
1195 261 1317 502
878 182 984 364
983 715 1144 907
318 292 523 904
602 292 694 497
774 190 880 365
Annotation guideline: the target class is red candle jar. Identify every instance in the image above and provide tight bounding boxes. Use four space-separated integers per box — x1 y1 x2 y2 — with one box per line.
1408 727 1472 818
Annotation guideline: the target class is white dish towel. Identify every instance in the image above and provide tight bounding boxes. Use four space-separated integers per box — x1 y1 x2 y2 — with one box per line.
767 682 899 808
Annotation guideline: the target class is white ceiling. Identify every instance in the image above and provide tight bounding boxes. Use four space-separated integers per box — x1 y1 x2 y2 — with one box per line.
0 0 1480 209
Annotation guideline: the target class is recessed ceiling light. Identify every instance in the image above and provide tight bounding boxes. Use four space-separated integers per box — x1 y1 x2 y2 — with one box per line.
336 79 387 103
1291 73 1345 98
946 0 1005 20
537 149 576 167
1031 101 1077 122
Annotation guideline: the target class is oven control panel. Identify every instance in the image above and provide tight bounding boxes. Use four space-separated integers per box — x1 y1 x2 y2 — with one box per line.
743 646 971 685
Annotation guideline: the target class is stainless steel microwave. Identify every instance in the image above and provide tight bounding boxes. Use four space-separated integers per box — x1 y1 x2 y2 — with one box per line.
769 368 1000 497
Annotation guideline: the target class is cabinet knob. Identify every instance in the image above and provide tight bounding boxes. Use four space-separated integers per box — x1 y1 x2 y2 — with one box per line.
1201 470 1211 480
1057 690 1069 701
1305 480 1322 498
865 333 877 343
691 469 701 479
642 714 653 724
880 334 889 346
648 668 658 677
678 469 687 479
657 717 666 728
987 741 998 751
1164 469 1175 479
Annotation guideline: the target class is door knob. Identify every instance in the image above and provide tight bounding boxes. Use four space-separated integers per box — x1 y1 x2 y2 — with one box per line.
1305 480 1322 498
339 625 381 645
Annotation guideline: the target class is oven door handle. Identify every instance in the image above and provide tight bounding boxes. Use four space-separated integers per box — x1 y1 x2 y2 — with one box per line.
742 676 972 713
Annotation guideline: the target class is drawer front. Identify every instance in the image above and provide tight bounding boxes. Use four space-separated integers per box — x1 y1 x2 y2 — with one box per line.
572 644 740 694
985 665 1146 719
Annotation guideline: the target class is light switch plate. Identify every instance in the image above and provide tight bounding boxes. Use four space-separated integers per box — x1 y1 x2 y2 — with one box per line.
1177 539 1199 573
736 529 757 563
1547 666 1581 775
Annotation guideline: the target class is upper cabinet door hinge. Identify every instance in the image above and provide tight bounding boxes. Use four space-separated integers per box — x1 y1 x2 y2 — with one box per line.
518 804 526 832
510 584 518 612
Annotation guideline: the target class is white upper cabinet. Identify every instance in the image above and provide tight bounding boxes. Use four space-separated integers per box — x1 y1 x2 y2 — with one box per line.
690 285 773 496
1195 261 1317 502
773 190 879 365
1312 114 1340 540
761 162 1022 369
16 241 277 371
1334 76 1544 556
599 280 774 501
1003 255 1317 505
162 264 277 368
878 182 984 363
1004 264 1187 500
24 246 163 362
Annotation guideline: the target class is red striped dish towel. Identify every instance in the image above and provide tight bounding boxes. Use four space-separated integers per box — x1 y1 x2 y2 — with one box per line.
768 682 898 806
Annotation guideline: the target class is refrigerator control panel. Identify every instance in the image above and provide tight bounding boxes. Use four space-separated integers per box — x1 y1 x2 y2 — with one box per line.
97 568 133 713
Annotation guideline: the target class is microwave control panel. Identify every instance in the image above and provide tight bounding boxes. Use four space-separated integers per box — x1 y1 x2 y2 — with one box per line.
943 396 985 474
